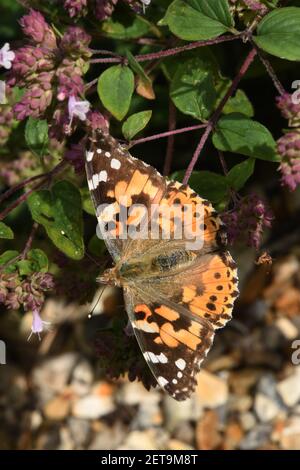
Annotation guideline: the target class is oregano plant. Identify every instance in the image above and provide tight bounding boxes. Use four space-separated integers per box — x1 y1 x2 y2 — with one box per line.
1 0 300 386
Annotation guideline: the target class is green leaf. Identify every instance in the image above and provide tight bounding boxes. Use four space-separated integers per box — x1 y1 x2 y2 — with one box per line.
17 249 48 276
0 250 19 273
25 117 49 156
226 158 255 191
171 170 229 204
101 16 149 39
212 114 279 162
126 50 150 83
27 181 84 260
0 222 14 239
81 187 95 216
223 89 254 117
254 7 300 61
122 111 152 140
98 65 135 121
161 0 234 41
170 57 216 121
88 235 107 258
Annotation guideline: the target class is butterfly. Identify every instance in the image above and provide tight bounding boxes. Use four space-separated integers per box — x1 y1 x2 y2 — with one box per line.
85 130 239 401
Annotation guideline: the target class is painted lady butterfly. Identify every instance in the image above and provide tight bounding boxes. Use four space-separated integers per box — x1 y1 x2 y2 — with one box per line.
86 130 239 401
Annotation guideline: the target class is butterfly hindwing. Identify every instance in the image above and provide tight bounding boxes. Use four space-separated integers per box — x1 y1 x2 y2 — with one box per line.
124 289 215 400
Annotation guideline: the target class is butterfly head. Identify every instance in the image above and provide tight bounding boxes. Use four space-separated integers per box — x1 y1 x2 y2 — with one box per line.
97 266 121 287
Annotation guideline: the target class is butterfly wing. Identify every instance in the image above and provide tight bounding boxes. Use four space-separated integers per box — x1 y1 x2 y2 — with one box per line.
85 131 167 261
123 248 238 400
124 287 215 401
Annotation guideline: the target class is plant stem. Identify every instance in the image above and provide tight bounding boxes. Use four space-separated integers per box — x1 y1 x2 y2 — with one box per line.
90 35 241 64
183 47 258 184
254 46 286 95
0 161 66 207
21 222 39 259
0 160 67 221
129 123 206 148
0 181 44 221
163 101 177 176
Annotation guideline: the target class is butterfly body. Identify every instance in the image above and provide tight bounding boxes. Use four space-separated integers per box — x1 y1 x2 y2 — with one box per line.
86 130 239 401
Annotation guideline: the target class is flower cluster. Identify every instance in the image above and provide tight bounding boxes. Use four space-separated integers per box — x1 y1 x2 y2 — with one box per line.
0 104 14 147
222 193 273 249
63 1 149 19
0 271 54 312
277 130 300 192
276 92 300 191
9 9 91 135
277 92 300 128
229 0 268 18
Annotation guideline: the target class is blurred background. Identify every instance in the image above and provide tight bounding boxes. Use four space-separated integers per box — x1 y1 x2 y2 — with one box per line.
1 0 300 451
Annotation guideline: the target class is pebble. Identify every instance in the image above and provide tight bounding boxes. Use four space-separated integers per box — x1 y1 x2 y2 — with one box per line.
117 381 160 407
88 422 125 450
70 360 94 396
133 401 163 429
32 353 78 404
275 318 299 340
277 368 300 407
196 410 222 450
196 370 228 408
239 412 257 432
163 395 201 432
44 388 74 421
117 430 160 450
254 394 280 423
278 417 300 450
72 394 114 419
239 424 272 450
68 418 91 448
167 439 195 451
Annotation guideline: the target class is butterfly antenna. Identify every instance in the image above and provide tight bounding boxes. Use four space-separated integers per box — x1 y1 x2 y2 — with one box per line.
88 286 107 319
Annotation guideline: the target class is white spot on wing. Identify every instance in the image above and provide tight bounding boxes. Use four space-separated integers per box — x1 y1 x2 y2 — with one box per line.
133 323 155 333
105 151 111 158
111 158 121 170
157 376 168 387
177 371 183 378
92 173 99 188
175 359 186 370
99 170 108 182
97 149 102 154
86 151 94 162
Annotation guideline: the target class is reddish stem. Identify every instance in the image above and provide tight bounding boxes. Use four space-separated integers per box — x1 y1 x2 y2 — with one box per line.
183 48 258 184
254 45 286 96
130 123 206 148
0 181 44 221
163 101 177 176
90 35 240 64
21 222 39 259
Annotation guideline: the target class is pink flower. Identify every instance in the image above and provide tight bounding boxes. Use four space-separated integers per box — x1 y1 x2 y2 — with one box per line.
277 130 300 191
0 43 15 70
19 9 57 50
68 95 90 122
28 308 51 341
